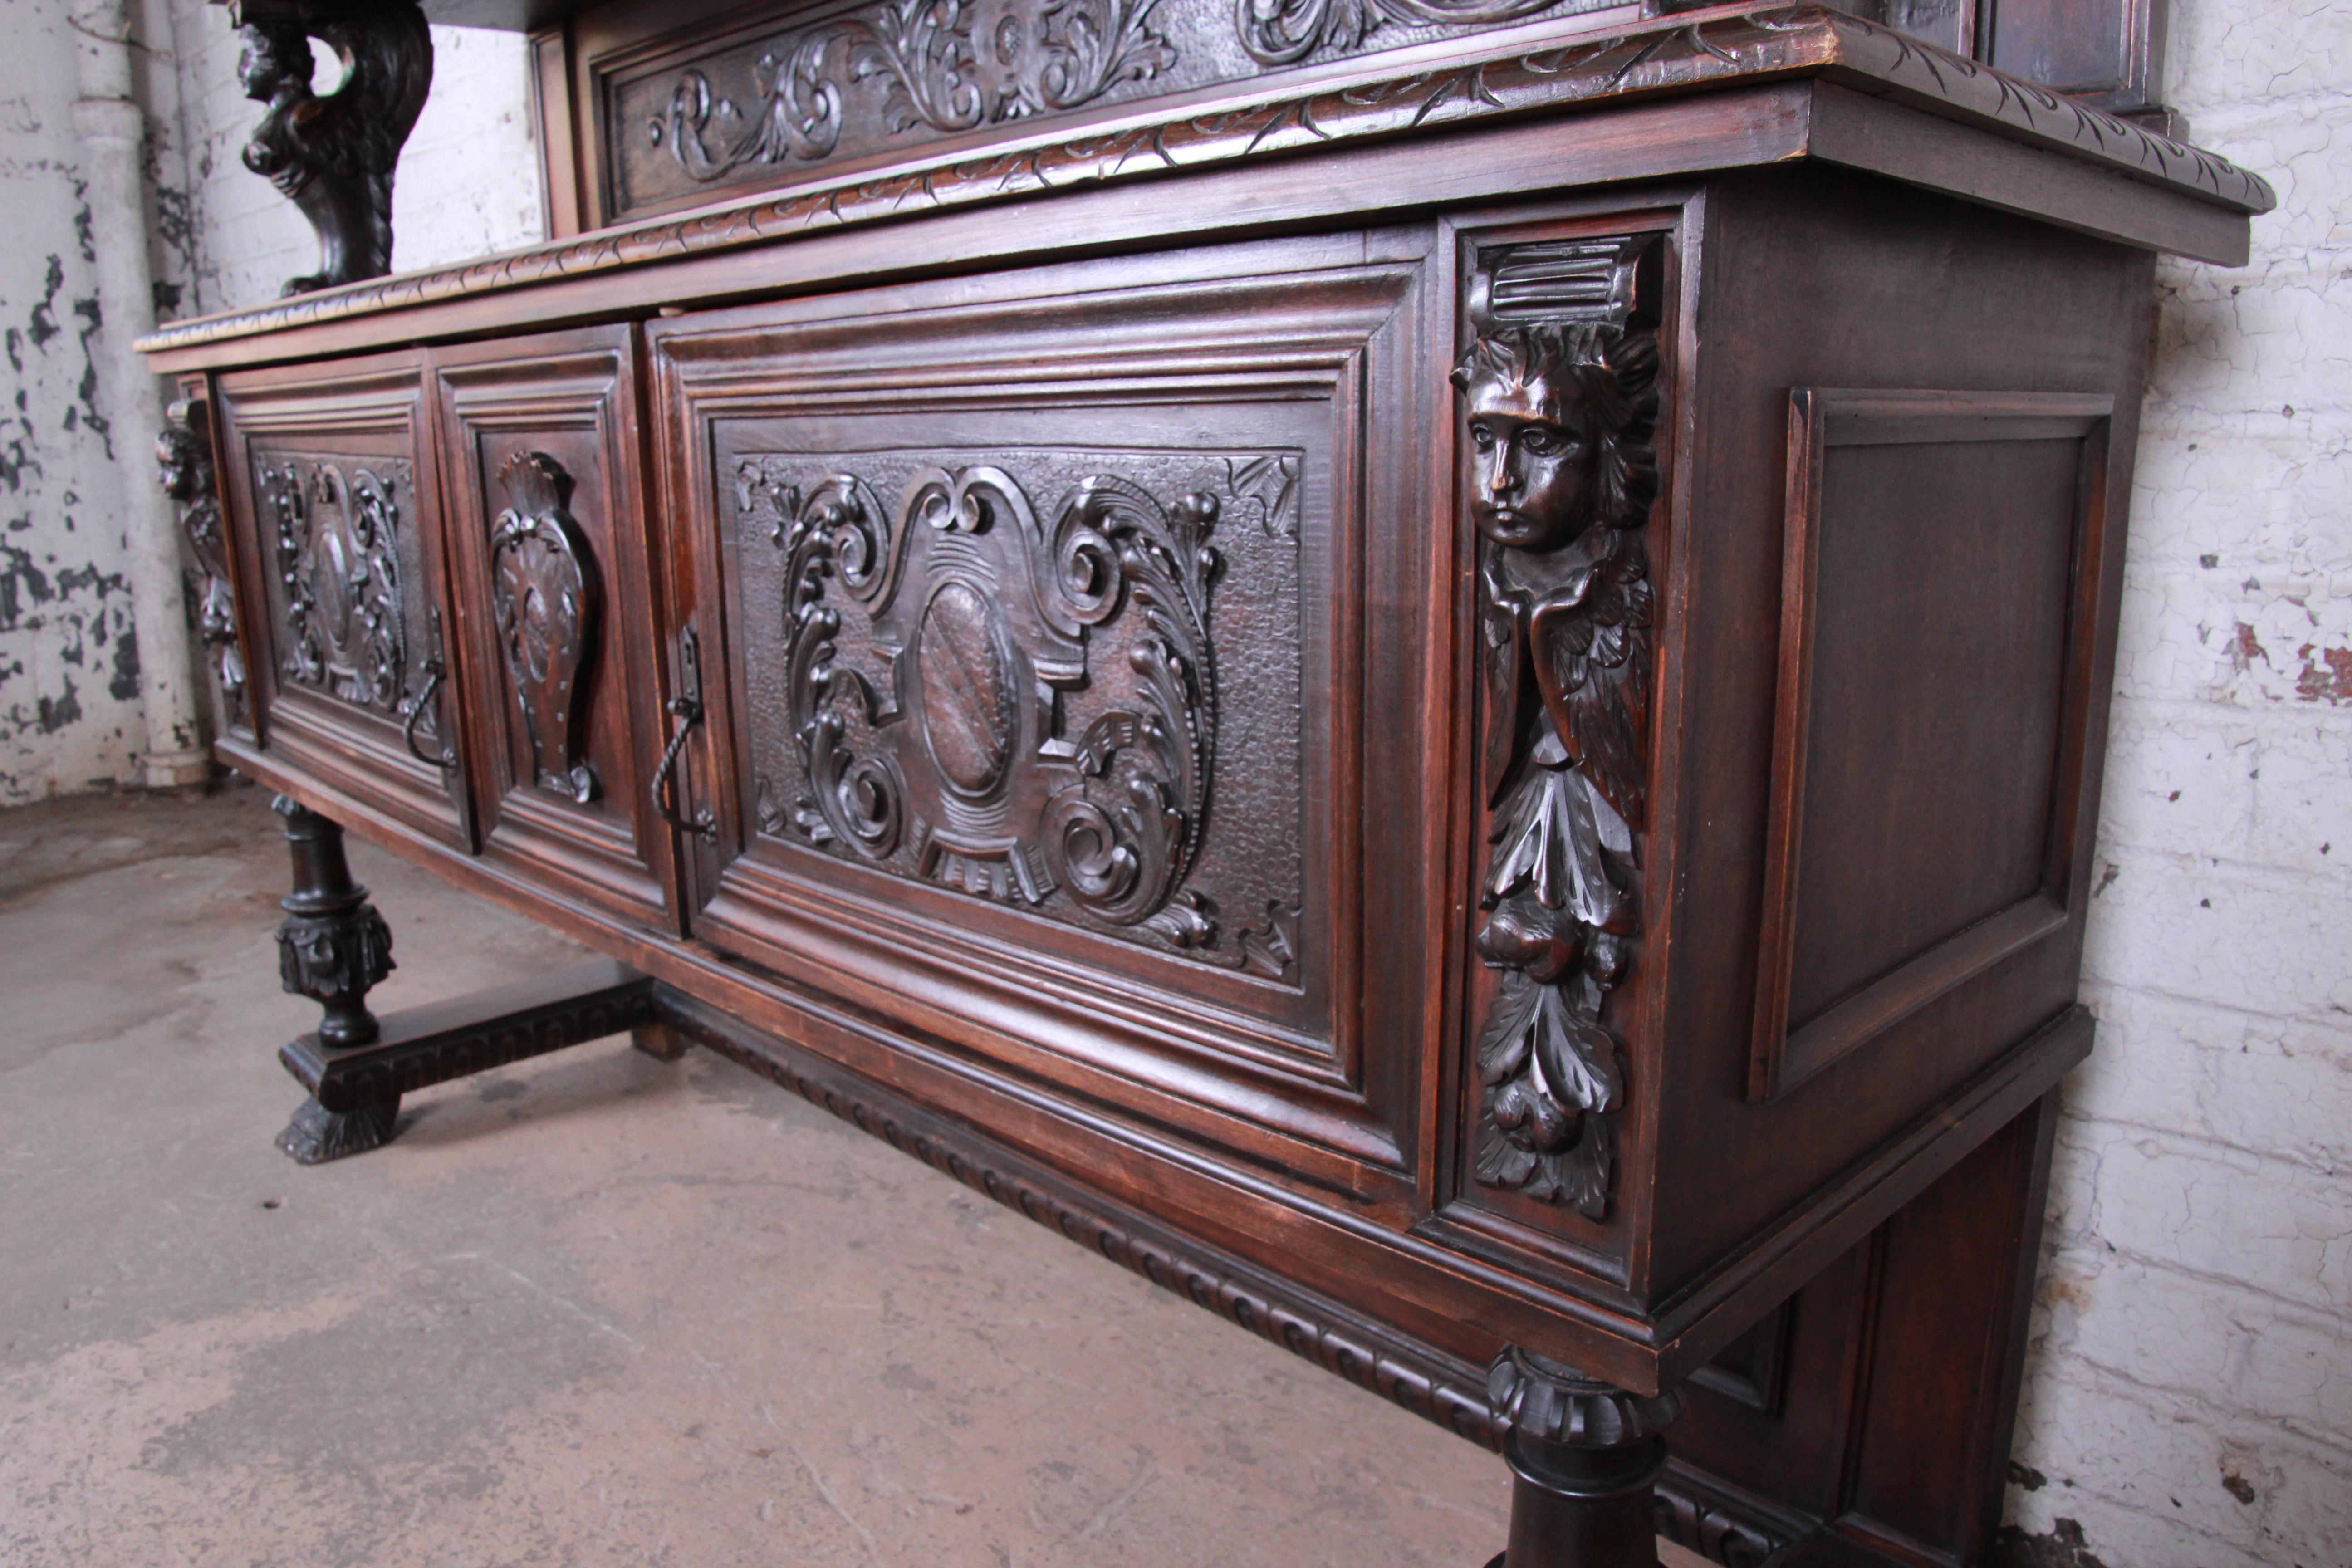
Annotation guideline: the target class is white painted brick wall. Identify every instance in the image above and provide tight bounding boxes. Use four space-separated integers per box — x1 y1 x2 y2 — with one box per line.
0 0 157 802
20 1 2345 1559
2007 2 2352 1563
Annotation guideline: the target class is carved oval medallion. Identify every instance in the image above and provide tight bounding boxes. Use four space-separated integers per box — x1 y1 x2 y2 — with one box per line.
916 581 1017 799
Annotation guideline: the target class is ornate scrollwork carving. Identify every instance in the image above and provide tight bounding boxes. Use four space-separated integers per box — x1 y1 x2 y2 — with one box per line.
743 449 1278 961
656 0 1176 185
490 451 601 804
233 0 434 296
157 398 246 723
1459 234 1659 1219
260 456 410 715
1235 0 1558 65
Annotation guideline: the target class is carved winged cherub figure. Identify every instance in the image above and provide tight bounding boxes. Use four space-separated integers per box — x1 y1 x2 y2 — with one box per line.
236 1 433 296
1455 318 1658 1218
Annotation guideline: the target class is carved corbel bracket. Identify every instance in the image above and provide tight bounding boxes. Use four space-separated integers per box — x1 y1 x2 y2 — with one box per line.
1457 232 1661 1221
219 0 433 295
157 397 246 724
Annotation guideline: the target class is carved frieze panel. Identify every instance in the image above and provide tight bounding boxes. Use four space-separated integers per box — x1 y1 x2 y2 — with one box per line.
253 450 431 728
1458 232 1660 1220
602 0 1624 218
490 451 603 805
731 446 1305 974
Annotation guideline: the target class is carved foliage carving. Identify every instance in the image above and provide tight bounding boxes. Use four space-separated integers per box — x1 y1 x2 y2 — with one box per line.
1237 0 1559 65
490 451 601 804
739 450 1301 966
257 453 412 718
652 0 1177 186
1459 235 1659 1219
158 397 245 721
235 0 434 295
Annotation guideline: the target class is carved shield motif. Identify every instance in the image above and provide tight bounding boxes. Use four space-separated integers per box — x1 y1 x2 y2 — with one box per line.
490 451 601 804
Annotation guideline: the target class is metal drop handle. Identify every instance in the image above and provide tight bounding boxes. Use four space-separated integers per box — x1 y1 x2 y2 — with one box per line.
652 621 717 841
402 606 457 772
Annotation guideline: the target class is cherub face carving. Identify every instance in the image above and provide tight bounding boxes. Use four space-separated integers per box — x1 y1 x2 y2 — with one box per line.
1463 364 1597 553
1454 323 1657 557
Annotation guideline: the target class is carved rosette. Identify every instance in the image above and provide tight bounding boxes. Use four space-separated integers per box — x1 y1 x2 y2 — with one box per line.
1458 235 1659 1220
655 0 1176 184
260 456 410 714
744 451 1285 961
490 451 602 804
157 398 245 722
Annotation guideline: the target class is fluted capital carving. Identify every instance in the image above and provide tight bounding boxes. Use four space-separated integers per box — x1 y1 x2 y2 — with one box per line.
1487 1345 1682 1450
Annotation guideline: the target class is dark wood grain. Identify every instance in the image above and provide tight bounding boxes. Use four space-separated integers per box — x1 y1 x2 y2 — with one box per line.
149 13 2256 1562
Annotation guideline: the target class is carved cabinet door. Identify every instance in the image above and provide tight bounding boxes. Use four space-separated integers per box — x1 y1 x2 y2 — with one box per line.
215 351 471 847
430 328 673 931
646 233 1451 1205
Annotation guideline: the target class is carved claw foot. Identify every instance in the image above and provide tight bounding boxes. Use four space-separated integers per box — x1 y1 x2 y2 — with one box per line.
276 1093 401 1164
1482 1345 1682 1568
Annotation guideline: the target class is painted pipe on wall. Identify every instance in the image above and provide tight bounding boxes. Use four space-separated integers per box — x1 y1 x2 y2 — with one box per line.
69 0 210 788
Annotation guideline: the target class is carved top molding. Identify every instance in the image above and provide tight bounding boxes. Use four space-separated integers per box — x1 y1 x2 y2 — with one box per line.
141 5 2273 354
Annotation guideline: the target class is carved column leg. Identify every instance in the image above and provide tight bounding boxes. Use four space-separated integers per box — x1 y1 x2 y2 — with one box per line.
272 796 399 1163
1482 1347 1682 1568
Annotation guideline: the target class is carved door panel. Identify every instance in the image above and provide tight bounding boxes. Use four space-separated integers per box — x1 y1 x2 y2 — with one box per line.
648 233 1446 1202
431 327 673 932
215 353 470 847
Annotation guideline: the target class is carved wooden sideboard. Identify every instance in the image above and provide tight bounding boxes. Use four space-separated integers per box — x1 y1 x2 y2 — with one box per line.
145 4 2267 1563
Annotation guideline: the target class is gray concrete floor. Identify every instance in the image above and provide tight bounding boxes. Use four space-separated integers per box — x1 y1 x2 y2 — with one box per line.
0 781 1520 1568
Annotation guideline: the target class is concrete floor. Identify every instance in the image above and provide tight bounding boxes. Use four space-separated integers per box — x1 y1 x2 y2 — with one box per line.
0 781 1526 1568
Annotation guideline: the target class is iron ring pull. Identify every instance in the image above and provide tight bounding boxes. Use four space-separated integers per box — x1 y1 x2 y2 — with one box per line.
402 608 457 772
652 622 717 842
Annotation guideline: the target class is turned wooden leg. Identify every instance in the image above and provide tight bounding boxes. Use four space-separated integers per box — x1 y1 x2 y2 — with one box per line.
271 796 399 1164
1481 1347 1682 1568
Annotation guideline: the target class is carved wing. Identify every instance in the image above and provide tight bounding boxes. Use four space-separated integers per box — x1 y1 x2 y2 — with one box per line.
1479 551 1529 808
1527 533 1652 831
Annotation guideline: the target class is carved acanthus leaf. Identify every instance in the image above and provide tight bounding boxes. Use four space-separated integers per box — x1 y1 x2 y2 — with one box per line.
655 0 1177 185
1459 233 1659 1220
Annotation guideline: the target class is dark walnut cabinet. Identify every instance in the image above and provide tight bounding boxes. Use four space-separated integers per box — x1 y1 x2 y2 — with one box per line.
146 5 2267 1565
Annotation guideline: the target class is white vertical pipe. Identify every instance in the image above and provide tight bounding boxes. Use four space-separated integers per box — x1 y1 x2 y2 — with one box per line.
69 0 210 787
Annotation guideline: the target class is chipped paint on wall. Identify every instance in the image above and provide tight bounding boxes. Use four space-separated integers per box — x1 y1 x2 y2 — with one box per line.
0 0 149 801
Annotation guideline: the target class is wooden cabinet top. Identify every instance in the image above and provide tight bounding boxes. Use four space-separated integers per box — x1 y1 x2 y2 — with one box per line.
145 3 2267 372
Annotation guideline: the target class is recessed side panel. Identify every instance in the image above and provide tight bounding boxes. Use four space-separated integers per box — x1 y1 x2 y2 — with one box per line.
1751 390 2112 1101
215 355 471 848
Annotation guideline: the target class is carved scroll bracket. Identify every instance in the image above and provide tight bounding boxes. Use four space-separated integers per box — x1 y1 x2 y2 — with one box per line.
1458 232 1660 1220
224 0 433 295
